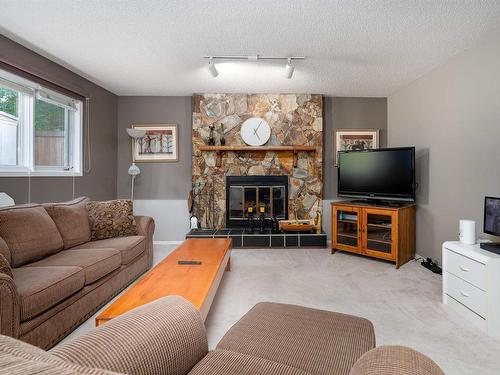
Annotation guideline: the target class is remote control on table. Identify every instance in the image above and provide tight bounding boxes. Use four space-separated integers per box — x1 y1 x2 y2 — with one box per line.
177 260 202 265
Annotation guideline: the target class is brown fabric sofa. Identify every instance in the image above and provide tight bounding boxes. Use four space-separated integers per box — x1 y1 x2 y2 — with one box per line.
0 296 444 375
0 197 155 350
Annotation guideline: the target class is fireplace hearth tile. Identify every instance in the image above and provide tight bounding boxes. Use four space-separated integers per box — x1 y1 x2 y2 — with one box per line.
185 228 327 248
284 235 299 247
271 235 285 247
243 235 270 248
229 235 242 247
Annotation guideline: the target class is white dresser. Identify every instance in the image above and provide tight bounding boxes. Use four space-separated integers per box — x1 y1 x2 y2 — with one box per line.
442 241 500 336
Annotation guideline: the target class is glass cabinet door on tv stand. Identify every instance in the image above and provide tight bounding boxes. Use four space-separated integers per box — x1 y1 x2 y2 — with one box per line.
332 206 361 253
362 208 397 261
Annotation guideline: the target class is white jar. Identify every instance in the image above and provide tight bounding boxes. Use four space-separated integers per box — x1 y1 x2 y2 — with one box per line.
459 220 476 245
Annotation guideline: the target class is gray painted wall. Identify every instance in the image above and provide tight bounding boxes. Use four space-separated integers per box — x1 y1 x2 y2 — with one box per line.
0 35 118 203
117 96 192 200
388 30 500 262
116 96 386 240
116 96 387 200
323 97 387 199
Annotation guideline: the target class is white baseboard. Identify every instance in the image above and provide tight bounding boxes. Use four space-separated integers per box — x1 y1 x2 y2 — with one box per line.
154 240 183 245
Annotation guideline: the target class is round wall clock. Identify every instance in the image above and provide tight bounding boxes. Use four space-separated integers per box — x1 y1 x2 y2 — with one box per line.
240 117 271 146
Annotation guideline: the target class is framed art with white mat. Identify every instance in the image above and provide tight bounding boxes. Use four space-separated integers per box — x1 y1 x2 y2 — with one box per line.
131 124 179 162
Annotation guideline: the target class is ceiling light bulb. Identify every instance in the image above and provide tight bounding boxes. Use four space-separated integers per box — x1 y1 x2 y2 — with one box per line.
284 58 294 79
208 58 219 77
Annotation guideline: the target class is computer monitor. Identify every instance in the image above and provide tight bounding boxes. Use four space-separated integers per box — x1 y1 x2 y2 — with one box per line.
484 196 500 236
480 197 500 255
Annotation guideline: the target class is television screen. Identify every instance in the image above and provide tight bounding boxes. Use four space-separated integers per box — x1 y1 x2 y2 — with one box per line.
484 197 500 236
338 147 415 201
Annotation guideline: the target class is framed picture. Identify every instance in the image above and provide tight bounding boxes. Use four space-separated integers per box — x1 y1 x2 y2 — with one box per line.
334 128 379 165
131 124 179 163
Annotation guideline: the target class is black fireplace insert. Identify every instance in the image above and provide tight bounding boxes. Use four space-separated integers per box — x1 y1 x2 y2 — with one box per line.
226 175 288 228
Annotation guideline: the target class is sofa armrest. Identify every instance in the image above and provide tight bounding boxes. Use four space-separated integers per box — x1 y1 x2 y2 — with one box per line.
134 215 155 268
50 296 208 375
0 273 20 338
135 215 155 238
349 346 444 375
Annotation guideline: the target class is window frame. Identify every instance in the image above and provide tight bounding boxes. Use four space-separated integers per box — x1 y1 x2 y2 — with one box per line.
0 69 83 177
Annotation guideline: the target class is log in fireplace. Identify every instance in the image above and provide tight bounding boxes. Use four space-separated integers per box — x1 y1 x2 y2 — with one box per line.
226 176 288 228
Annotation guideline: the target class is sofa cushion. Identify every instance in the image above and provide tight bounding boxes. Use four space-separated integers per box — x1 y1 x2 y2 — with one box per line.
25 249 121 285
44 197 91 249
71 236 145 265
217 302 376 375
188 350 310 375
0 334 118 375
0 236 11 265
0 253 12 279
12 266 85 321
86 200 137 240
0 204 64 267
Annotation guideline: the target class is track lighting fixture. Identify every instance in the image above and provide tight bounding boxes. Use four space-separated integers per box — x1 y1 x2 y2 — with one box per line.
203 55 304 78
284 58 295 79
207 57 219 77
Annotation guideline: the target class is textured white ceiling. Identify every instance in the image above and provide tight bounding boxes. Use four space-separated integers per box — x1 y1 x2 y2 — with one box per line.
1 0 500 96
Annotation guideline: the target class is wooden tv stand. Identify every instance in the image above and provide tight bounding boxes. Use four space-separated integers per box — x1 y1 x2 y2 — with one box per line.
331 201 416 269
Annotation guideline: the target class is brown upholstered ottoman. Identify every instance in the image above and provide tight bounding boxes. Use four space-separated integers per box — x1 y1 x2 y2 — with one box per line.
216 302 376 375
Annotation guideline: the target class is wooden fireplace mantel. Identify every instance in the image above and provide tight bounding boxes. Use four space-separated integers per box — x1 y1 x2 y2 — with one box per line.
198 145 317 167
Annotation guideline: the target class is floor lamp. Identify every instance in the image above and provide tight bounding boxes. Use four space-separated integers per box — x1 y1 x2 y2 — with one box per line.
126 128 146 200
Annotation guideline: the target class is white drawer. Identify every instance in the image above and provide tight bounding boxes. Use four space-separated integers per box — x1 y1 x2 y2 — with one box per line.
444 249 486 290
445 272 487 318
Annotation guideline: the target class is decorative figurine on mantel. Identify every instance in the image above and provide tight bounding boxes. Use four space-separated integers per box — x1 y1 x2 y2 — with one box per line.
208 124 216 145
219 123 226 146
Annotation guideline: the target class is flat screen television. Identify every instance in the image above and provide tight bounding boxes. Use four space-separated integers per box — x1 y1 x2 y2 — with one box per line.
337 147 416 202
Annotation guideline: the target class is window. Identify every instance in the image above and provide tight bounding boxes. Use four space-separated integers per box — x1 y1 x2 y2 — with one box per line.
0 69 82 176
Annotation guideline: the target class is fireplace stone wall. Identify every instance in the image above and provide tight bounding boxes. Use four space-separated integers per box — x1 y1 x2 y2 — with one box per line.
192 93 323 228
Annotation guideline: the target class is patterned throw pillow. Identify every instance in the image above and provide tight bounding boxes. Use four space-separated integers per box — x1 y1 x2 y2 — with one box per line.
86 200 138 241
0 253 12 279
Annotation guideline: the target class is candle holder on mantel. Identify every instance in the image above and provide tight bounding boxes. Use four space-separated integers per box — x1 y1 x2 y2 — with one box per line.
272 214 280 233
259 206 266 234
247 207 255 233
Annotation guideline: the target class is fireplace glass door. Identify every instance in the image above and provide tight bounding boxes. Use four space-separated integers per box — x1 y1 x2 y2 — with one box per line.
229 186 286 220
226 176 288 227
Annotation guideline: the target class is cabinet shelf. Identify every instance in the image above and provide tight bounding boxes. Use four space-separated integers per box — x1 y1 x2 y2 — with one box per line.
367 237 392 245
198 145 316 167
367 223 392 229
337 233 358 239
338 219 358 224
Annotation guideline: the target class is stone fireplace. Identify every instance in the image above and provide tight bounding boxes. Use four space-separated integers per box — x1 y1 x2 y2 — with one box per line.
192 93 323 228
226 175 288 228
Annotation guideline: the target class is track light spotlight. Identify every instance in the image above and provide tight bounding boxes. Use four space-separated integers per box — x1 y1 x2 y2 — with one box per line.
284 58 294 79
207 57 219 77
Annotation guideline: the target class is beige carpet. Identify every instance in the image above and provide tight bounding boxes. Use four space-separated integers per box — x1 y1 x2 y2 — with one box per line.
62 244 500 374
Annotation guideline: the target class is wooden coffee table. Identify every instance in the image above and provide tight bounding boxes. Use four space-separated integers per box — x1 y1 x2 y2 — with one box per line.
95 238 232 326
